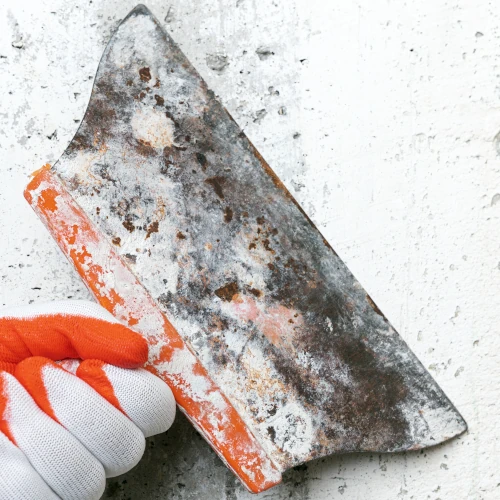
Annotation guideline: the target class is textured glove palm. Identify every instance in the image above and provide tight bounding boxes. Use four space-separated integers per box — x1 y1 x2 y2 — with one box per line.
0 300 176 500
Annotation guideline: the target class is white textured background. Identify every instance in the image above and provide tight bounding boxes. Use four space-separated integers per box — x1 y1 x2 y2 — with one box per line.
0 1 498 499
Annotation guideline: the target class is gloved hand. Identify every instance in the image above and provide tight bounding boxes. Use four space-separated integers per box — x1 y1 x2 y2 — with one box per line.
0 300 176 500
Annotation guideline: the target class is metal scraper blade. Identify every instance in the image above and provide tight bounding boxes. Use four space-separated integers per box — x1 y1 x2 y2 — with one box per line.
25 4 466 493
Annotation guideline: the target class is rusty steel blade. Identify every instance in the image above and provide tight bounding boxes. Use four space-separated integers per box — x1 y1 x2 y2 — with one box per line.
26 3 466 487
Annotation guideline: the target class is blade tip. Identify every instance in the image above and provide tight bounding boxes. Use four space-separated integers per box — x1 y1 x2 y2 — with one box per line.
416 412 468 450
126 4 153 20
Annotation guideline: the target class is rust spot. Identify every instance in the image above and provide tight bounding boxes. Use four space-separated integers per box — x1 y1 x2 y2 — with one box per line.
146 221 159 239
366 294 384 318
97 166 116 184
215 282 239 302
96 207 100 214
205 176 225 199
123 220 135 233
256 216 265 225
153 78 161 88
262 239 273 253
249 242 257 250
139 67 151 82
112 236 121 246
318 335 409 447
267 263 275 271
124 253 137 264
224 206 233 223
267 426 276 442
249 288 262 298
154 94 165 106
135 139 154 157
177 231 186 240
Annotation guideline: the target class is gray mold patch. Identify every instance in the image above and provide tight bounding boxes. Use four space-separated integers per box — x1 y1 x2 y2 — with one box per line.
54 5 466 471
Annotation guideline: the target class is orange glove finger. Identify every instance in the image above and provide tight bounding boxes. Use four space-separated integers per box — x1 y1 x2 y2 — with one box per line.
0 300 148 368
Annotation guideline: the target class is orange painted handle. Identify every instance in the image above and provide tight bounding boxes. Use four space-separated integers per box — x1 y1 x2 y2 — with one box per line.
25 165 281 493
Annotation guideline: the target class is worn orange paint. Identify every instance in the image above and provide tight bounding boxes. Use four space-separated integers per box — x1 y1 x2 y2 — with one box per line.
24 167 282 493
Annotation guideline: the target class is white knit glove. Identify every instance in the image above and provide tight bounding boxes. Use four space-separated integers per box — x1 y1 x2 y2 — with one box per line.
0 300 176 500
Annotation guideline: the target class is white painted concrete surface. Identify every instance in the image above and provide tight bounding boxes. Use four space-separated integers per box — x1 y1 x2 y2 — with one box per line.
0 1 497 499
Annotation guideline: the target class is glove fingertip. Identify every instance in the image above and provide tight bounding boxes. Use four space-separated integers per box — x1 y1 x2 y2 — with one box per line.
79 323 149 369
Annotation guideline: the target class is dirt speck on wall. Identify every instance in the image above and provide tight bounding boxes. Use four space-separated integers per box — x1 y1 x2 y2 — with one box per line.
0 1 496 499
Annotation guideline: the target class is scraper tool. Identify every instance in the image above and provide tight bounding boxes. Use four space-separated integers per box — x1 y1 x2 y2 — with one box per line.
25 5 466 493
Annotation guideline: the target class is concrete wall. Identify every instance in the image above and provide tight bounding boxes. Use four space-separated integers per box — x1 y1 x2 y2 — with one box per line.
0 1 497 498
